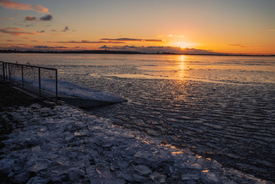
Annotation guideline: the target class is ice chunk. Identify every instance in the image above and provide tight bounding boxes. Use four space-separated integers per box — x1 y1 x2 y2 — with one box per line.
133 174 148 182
134 151 151 158
29 162 48 172
31 145 41 152
134 165 152 175
204 172 219 182
149 172 165 183
181 172 200 180
0 158 15 174
96 164 113 179
27 176 49 184
65 133 75 141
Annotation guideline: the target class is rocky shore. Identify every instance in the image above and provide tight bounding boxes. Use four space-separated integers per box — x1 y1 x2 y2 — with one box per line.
0 82 273 184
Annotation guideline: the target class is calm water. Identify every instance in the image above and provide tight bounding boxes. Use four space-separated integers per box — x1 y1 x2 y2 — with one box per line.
1 53 275 182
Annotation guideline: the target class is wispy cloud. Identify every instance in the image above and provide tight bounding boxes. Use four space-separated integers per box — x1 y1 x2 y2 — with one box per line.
1 17 14 21
168 34 184 38
268 29 275 32
47 40 124 44
6 39 22 42
0 26 42 36
0 0 49 13
34 46 68 49
99 45 217 54
31 40 41 42
100 38 165 42
37 30 45 33
227 44 252 48
50 34 74 37
61 26 69 32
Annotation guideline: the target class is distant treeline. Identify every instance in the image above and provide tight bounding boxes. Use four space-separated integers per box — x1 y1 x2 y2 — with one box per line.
0 49 274 56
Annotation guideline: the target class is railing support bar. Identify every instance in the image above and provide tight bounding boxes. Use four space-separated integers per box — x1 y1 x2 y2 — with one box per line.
38 67 41 96
21 65 24 88
56 69 58 102
2 62 5 82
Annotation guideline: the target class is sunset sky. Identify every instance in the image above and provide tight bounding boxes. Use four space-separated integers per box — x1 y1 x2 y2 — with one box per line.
0 0 275 54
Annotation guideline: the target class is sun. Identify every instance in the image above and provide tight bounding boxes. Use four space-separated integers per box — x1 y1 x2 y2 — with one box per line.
175 42 192 48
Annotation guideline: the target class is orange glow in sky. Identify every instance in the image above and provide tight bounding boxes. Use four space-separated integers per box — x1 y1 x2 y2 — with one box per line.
0 0 275 55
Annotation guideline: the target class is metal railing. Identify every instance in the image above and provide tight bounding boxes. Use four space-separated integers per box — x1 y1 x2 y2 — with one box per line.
0 61 58 101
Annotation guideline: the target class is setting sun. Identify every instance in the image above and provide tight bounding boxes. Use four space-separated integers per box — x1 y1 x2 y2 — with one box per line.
174 42 194 49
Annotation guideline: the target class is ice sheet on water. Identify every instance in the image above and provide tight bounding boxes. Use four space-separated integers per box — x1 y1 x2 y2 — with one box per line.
1 103 272 184
14 76 125 102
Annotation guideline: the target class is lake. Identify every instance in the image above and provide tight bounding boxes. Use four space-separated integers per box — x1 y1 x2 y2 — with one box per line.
1 53 275 182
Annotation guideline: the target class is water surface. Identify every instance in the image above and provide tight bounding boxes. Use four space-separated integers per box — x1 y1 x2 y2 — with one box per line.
1 53 275 182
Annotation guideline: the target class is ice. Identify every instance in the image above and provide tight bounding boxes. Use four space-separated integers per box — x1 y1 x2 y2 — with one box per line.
134 151 152 158
203 172 219 182
181 172 200 180
0 103 271 184
29 162 48 172
14 77 125 103
134 165 152 175
27 176 49 184
150 172 166 183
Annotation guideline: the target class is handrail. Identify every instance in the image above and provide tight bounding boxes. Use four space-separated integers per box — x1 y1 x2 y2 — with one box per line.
0 61 58 101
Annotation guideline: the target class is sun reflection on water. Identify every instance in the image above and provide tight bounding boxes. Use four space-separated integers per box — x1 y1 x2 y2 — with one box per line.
179 55 186 78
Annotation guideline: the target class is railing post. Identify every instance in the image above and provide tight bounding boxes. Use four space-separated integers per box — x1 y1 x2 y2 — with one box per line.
38 67 41 96
8 63 10 82
2 62 5 82
21 65 24 88
56 69 58 101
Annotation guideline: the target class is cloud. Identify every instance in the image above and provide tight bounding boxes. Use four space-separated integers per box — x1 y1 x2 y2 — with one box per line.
51 30 56 32
100 38 164 42
268 29 275 32
0 26 42 36
99 45 217 54
48 40 124 44
24 16 36 21
61 26 69 32
0 0 49 13
168 34 184 38
31 40 41 42
34 46 68 49
6 39 22 42
49 34 74 37
228 44 252 48
37 30 44 33
1 17 14 21
40 14 53 21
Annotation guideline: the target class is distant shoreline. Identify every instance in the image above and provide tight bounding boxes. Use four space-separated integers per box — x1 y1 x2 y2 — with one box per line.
0 50 274 57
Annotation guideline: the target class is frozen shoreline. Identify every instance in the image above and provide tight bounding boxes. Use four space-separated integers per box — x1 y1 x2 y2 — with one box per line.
0 102 272 184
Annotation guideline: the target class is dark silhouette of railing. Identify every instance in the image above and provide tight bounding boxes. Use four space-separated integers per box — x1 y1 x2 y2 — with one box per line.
0 61 58 101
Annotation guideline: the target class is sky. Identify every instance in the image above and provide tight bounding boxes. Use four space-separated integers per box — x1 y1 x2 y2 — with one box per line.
0 0 275 54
